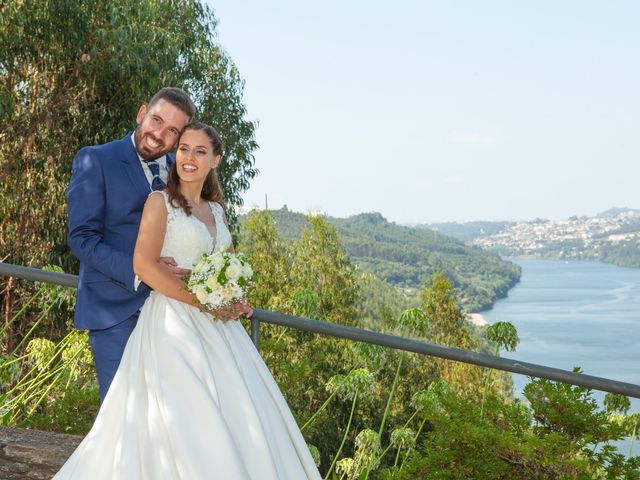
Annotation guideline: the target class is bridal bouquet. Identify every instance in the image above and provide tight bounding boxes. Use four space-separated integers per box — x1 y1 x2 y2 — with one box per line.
186 250 254 311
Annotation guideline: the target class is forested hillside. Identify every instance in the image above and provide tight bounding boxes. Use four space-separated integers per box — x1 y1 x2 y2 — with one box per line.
242 208 521 312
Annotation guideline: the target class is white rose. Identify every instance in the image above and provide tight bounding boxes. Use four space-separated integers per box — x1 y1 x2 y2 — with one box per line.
226 263 241 281
210 253 225 271
194 286 209 304
206 276 220 290
222 288 235 301
231 285 244 299
241 263 253 279
206 291 223 308
193 257 207 272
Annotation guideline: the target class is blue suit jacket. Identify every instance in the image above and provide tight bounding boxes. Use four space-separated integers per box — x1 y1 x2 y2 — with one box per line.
67 133 174 330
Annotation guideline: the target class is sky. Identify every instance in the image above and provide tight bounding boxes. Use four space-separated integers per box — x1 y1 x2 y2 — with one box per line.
205 1 640 224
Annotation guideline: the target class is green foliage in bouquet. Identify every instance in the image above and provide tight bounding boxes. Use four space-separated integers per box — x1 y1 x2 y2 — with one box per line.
186 251 254 311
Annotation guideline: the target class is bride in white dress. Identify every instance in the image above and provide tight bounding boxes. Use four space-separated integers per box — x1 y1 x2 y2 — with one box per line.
54 123 321 479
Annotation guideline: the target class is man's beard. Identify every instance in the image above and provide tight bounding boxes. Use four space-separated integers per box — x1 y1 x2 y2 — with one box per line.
134 129 169 161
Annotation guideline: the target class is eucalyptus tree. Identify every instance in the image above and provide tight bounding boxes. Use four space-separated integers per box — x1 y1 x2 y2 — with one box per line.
291 215 360 326
420 272 484 396
239 209 293 311
0 0 258 346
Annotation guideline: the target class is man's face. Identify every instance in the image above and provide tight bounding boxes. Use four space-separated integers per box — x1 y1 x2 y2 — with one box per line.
133 99 190 160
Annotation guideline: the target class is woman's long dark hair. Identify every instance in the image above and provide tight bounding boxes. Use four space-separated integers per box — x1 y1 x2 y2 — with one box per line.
166 122 225 216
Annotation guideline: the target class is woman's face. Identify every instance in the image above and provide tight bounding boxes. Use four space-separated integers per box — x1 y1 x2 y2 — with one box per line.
176 129 221 184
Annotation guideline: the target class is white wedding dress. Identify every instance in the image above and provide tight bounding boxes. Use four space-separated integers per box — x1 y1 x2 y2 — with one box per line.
54 191 321 479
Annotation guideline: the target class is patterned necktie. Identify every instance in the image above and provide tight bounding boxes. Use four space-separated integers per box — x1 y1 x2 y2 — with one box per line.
146 160 166 191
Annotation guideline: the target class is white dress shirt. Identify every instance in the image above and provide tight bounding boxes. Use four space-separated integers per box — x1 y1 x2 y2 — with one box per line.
130 133 170 187
130 133 170 291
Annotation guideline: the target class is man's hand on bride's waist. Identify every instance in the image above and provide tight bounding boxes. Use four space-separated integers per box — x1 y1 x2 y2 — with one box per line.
159 257 191 278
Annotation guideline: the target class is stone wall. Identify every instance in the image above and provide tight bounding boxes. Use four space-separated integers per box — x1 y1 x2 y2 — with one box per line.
0 427 81 480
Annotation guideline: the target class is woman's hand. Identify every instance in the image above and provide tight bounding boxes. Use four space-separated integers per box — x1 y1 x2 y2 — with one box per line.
211 299 253 322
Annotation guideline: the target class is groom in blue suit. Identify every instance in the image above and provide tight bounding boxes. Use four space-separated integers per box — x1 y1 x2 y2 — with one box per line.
67 87 195 402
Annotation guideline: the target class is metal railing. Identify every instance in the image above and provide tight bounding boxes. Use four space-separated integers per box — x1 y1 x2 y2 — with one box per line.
2 262 640 399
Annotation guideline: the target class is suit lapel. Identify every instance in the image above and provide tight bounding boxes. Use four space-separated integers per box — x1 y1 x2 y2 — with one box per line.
119 132 151 198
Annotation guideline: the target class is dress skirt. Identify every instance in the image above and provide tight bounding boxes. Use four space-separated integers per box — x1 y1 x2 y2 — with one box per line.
54 292 321 479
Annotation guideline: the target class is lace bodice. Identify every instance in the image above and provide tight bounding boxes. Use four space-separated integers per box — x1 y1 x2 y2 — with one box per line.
154 191 232 268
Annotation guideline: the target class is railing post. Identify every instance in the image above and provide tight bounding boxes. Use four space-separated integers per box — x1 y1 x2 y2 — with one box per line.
250 316 260 351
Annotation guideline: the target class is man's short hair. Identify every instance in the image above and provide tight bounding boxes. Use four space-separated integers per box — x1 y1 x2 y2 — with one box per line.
148 87 196 123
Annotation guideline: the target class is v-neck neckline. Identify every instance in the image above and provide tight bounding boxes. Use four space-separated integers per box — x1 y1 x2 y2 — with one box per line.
190 202 218 248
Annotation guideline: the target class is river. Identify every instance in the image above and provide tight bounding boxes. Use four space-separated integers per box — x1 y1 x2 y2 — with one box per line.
482 258 640 456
